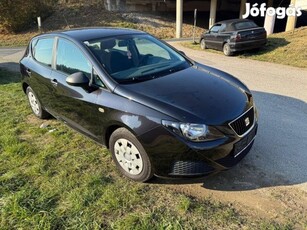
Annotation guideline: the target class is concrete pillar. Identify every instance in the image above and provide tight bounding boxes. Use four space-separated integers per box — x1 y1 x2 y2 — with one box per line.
209 0 217 28
286 0 297 32
106 0 111 11
264 13 276 35
176 0 183 38
239 0 247 19
152 3 156 12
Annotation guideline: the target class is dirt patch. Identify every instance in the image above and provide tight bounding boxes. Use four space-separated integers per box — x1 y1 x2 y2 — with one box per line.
158 180 307 228
1 2 205 47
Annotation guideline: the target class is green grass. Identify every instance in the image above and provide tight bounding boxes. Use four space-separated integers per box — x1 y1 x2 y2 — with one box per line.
181 26 307 68
0 68 296 229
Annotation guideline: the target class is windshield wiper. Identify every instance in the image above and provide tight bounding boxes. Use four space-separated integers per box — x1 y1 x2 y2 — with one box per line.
116 76 156 84
140 63 172 75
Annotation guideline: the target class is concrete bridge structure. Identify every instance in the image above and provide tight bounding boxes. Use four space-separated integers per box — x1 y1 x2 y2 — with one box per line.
104 0 307 38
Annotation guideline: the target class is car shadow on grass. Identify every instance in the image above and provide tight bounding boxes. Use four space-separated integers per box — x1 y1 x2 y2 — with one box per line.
151 91 307 191
238 37 289 57
0 64 21 84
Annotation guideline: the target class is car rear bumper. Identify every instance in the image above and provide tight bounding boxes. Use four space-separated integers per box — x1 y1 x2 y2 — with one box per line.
229 39 267 52
138 123 258 178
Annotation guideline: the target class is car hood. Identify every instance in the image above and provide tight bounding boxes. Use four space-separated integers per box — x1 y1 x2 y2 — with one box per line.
114 65 252 125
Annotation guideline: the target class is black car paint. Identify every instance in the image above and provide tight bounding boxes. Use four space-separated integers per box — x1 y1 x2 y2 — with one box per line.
20 28 257 177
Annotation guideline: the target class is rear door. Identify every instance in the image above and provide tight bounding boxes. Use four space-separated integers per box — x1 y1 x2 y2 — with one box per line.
49 37 102 139
24 37 55 109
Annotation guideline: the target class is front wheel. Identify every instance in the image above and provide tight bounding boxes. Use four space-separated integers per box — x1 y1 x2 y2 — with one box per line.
109 128 154 182
26 86 50 119
223 43 233 56
200 39 207 50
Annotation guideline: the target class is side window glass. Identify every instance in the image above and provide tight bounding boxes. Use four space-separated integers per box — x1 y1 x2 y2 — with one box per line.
210 25 221 33
56 39 91 77
219 24 226 32
32 38 54 66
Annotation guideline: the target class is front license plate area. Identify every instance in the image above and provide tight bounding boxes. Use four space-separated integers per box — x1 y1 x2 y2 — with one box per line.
233 126 257 157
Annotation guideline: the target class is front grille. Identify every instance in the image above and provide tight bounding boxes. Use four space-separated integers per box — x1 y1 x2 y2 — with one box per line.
229 107 254 136
169 161 214 176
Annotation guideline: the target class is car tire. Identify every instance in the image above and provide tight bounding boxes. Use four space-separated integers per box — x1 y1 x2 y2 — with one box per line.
223 43 233 56
26 86 50 119
200 39 207 50
109 128 154 182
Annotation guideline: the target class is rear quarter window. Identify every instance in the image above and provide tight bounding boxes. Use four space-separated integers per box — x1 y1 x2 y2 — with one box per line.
32 38 54 66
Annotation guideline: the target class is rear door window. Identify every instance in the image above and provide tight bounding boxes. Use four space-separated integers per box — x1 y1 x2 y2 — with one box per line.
32 38 54 66
56 38 91 77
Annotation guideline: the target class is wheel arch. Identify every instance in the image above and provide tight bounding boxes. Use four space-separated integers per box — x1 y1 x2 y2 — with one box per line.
104 122 138 149
22 82 29 94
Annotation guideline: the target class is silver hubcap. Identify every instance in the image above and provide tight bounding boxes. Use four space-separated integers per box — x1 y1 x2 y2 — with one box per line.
28 92 40 115
114 138 143 175
224 45 229 54
201 40 206 49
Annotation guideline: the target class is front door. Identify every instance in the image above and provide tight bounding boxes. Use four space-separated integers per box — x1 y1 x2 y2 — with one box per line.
49 38 102 139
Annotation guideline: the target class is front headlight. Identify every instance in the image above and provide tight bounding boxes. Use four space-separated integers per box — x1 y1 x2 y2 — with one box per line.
162 120 224 142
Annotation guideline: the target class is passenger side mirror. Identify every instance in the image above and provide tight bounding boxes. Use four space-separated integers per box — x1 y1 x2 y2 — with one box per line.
66 72 89 86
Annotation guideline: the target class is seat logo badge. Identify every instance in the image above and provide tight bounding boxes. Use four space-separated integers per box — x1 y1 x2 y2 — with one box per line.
98 108 105 113
245 117 250 126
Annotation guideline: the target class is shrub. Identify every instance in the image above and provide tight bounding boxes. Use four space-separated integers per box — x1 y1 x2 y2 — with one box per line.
0 0 56 33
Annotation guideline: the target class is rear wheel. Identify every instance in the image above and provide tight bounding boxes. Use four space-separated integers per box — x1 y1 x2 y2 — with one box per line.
200 39 207 50
109 128 153 182
223 43 233 56
26 87 50 119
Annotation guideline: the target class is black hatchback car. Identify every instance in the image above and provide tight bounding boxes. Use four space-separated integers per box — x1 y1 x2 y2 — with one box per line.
20 28 258 182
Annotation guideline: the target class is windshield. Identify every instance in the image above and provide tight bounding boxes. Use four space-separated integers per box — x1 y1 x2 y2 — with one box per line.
84 34 190 83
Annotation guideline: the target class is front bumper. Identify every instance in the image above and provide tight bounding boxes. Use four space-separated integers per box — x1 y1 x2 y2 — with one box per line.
138 122 257 178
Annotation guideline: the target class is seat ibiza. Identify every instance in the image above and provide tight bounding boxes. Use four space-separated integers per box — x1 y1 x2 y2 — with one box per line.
20 28 258 182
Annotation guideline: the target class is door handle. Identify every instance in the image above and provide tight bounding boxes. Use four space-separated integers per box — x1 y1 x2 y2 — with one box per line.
51 79 58 86
26 68 31 75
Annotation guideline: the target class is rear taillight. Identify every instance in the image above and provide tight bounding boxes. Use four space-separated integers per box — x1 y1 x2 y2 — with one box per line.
231 34 241 41
235 34 241 41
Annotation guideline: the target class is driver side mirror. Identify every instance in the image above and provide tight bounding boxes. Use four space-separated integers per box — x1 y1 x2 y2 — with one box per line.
66 72 89 86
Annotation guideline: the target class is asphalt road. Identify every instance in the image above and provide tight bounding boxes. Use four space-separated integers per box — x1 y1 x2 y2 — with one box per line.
172 43 307 188
1 44 307 221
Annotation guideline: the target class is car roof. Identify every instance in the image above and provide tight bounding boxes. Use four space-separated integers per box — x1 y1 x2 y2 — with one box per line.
217 19 253 25
37 27 146 42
